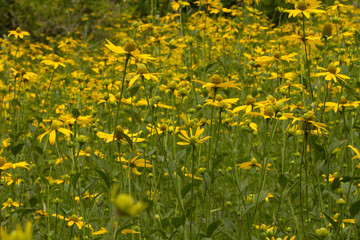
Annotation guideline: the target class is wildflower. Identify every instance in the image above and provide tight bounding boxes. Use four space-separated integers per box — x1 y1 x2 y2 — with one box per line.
7 27 30 39
126 63 158 88
348 145 360 167
41 55 65 69
119 155 152 175
315 62 350 83
193 74 240 91
37 120 73 145
112 194 148 217
237 158 271 170
105 39 155 61
322 97 360 113
146 123 179 136
52 214 84 229
322 22 333 38
0 157 30 171
66 214 84 229
293 111 328 133
204 94 239 110
286 0 325 19
233 95 256 113
237 158 261 169
121 229 140 234
315 227 329 237
58 37 78 51
135 98 174 109
2 198 21 210
181 167 203 180
322 172 342 182
74 192 103 202
266 237 295 240
177 126 210 146
92 227 108 235
171 1 190 11
0 222 32 240
96 127 145 143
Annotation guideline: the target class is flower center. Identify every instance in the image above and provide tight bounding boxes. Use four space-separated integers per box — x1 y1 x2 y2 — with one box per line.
296 1 308 11
159 123 167 132
245 95 256 105
210 74 222 85
340 96 348 105
124 39 137 53
264 106 275 117
137 64 148 74
69 214 78 222
327 63 337 74
51 120 62 130
189 136 198 145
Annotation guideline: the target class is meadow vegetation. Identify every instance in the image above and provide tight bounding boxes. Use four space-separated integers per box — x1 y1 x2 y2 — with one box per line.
1 0 360 239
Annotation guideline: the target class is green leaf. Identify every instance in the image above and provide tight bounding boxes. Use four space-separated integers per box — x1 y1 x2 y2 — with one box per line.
70 173 81 188
117 131 133 149
11 143 24 155
350 200 360 217
278 174 288 189
181 182 201 198
129 86 140 97
72 108 80 118
95 169 110 188
206 220 222 237
171 216 185 228
17 208 36 218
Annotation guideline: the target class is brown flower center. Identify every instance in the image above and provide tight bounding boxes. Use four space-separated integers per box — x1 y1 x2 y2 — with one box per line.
296 1 308 11
327 63 337 74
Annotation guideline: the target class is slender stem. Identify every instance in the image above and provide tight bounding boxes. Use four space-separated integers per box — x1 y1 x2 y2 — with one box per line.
302 14 313 101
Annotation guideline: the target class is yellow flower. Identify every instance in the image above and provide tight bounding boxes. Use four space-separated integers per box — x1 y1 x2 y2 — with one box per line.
171 1 190 11
126 63 159 88
177 126 210 146
2 198 21 210
121 229 140 234
0 222 32 240
193 74 241 91
74 191 103 202
96 128 145 144
7 27 30 39
237 158 271 170
105 39 155 61
237 158 261 169
41 55 65 69
112 194 148 217
120 155 152 175
316 62 350 83
92 227 108 235
37 120 73 145
66 214 84 229
286 0 325 19
348 145 360 160
0 157 30 171
52 214 84 229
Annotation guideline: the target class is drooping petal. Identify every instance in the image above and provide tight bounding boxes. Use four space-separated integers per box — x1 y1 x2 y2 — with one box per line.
38 130 51 143
49 130 56 145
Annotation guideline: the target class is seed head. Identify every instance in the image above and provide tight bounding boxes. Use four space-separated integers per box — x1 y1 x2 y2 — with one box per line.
322 22 333 37
296 1 308 11
327 63 337 74
137 64 148 74
210 74 222 85
124 39 137 52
